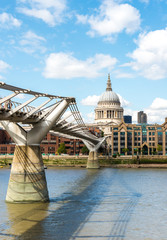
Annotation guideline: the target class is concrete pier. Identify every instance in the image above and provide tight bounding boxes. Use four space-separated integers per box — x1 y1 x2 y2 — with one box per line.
6 145 49 203
87 151 100 169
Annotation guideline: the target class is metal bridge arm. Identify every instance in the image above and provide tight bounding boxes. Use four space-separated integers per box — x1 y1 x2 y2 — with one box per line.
22 98 52 120
8 96 38 116
27 99 71 145
1 121 27 145
0 92 19 105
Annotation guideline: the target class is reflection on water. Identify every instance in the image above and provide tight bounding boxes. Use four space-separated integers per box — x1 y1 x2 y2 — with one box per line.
0 167 167 239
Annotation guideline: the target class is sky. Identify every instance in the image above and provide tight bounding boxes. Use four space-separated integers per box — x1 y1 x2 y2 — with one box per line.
1 0 167 124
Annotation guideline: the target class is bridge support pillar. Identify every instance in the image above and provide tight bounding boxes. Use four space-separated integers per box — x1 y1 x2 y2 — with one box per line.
87 151 100 169
6 145 49 203
2 99 70 203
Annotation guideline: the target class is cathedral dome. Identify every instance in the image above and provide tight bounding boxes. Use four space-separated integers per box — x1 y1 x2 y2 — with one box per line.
98 91 120 104
98 75 120 104
94 74 124 125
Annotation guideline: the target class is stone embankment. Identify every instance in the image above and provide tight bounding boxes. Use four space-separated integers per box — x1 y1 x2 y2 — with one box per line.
1 154 167 168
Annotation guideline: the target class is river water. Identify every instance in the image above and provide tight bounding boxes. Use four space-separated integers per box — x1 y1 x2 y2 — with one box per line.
0 167 167 240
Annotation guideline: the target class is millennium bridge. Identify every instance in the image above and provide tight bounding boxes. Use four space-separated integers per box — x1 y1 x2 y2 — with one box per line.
0 82 105 203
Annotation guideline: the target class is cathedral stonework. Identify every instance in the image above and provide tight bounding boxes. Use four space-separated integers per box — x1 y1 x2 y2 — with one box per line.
95 74 123 126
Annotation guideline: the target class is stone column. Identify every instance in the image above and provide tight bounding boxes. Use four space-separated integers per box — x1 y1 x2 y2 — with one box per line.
132 131 134 156
6 145 49 203
118 132 120 154
163 131 165 156
111 132 114 156
87 151 100 169
148 146 150 155
125 131 127 155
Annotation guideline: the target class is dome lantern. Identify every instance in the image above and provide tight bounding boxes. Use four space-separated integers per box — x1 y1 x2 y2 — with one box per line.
106 73 112 91
98 75 120 105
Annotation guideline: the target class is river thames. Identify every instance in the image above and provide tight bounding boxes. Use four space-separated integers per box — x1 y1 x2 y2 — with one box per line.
0 167 167 240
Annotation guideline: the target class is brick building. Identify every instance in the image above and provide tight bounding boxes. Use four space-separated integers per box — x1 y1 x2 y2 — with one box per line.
0 127 101 155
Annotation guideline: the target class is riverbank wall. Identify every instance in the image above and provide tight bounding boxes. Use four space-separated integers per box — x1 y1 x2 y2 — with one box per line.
1 154 167 168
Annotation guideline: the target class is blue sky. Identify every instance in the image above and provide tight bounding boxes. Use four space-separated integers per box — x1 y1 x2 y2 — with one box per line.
1 0 167 124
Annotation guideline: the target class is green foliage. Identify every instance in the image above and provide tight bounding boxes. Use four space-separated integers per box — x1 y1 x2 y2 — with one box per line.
134 148 138 153
153 150 157 155
57 143 66 154
81 145 89 155
122 148 129 153
157 144 162 153
101 131 104 137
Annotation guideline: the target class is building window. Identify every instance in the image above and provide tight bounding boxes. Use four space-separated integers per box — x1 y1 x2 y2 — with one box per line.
51 135 56 140
48 147 55 154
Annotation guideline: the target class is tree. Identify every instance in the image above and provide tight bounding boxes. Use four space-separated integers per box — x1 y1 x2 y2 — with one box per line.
116 152 120 157
122 148 129 155
81 145 89 155
134 148 138 154
57 143 66 154
157 144 162 154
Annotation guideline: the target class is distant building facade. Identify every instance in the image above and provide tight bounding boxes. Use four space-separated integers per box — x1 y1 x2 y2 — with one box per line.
138 111 147 124
0 127 101 155
110 119 167 156
92 74 167 156
124 115 132 124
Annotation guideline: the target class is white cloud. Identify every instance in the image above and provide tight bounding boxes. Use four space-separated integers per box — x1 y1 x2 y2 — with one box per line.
0 12 21 28
76 0 140 39
86 112 95 123
81 95 100 106
117 94 130 107
150 98 167 110
19 30 46 54
0 60 10 72
145 108 167 124
127 28 167 80
81 93 130 108
43 52 117 79
17 0 67 26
